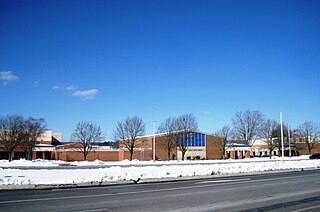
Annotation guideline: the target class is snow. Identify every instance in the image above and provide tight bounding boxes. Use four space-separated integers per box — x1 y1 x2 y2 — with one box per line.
1 156 319 186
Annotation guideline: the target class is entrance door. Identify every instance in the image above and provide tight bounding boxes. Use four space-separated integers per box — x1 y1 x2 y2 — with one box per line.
36 152 43 159
44 152 51 160
14 152 26 160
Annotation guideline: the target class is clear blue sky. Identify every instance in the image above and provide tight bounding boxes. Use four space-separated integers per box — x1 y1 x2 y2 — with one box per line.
1 0 319 141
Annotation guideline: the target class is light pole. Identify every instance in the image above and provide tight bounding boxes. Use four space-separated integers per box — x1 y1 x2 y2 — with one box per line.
153 121 157 161
288 125 291 157
280 112 284 160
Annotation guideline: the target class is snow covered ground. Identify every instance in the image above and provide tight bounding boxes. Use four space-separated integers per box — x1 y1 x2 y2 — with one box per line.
1 156 319 186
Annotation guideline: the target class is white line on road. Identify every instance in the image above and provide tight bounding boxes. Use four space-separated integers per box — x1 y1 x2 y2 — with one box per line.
76 208 109 212
194 178 251 184
290 204 320 212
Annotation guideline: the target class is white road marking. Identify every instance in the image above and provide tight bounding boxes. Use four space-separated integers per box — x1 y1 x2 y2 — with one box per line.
194 178 251 184
290 204 320 212
76 208 109 212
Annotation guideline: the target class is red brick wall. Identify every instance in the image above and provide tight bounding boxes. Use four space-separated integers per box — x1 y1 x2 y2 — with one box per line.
295 143 320 155
245 151 251 158
206 135 224 159
155 137 178 161
119 138 153 149
118 149 152 161
57 150 121 162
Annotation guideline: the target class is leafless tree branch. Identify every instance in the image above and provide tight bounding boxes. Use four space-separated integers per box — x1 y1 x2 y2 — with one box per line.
70 122 104 160
231 110 265 144
113 116 145 161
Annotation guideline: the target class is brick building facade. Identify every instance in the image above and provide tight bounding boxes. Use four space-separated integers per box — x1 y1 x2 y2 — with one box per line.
2 130 319 162
0 130 62 160
57 131 224 162
120 131 225 161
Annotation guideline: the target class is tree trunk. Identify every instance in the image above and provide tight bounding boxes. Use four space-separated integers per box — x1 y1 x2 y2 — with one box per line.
26 151 32 160
8 152 12 162
130 150 133 161
307 144 312 154
167 151 170 161
83 148 87 161
182 152 185 161
222 146 225 159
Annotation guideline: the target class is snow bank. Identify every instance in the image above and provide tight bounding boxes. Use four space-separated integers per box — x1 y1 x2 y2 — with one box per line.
0 156 319 186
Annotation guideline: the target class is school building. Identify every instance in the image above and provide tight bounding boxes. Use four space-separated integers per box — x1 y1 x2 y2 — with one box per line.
2 130 319 162
57 131 225 161
0 130 62 160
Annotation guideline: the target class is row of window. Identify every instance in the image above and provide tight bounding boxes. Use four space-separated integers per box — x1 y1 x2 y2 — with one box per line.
177 133 206 147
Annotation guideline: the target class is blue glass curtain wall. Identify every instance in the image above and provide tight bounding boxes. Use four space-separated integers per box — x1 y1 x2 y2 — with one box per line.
177 132 206 147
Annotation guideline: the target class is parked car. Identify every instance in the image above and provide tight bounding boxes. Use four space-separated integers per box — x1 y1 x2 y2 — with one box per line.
309 153 320 159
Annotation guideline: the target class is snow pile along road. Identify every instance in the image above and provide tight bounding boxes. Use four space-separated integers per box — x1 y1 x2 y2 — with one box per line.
0 156 319 187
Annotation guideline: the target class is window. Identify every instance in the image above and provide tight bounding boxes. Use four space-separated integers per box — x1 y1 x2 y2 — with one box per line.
180 133 206 147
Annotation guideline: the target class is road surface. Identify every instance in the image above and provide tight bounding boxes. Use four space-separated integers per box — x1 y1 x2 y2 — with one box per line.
0 169 319 211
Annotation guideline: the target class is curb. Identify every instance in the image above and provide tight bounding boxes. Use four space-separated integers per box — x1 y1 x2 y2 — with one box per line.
1 167 318 190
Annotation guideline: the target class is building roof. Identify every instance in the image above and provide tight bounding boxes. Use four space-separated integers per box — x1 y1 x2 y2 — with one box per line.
140 130 217 139
226 143 251 148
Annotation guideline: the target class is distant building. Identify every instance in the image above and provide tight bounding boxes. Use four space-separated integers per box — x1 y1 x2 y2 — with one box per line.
56 143 124 161
249 136 320 157
250 139 280 157
0 130 62 160
225 143 251 159
5 131 319 162
137 131 224 161
56 131 224 162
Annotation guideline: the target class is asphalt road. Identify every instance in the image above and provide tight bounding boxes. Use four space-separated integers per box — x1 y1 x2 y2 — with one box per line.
0 169 320 212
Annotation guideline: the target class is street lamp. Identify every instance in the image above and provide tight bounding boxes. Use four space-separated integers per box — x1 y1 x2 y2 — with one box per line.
153 121 157 161
280 112 284 160
288 125 291 157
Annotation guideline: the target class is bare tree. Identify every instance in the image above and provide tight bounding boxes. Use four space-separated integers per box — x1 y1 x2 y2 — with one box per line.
0 115 25 161
297 121 320 154
261 119 278 158
231 110 265 144
175 113 198 160
215 125 231 159
113 116 145 161
70 122 104 160
158 117 178 161
20 117 46 160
